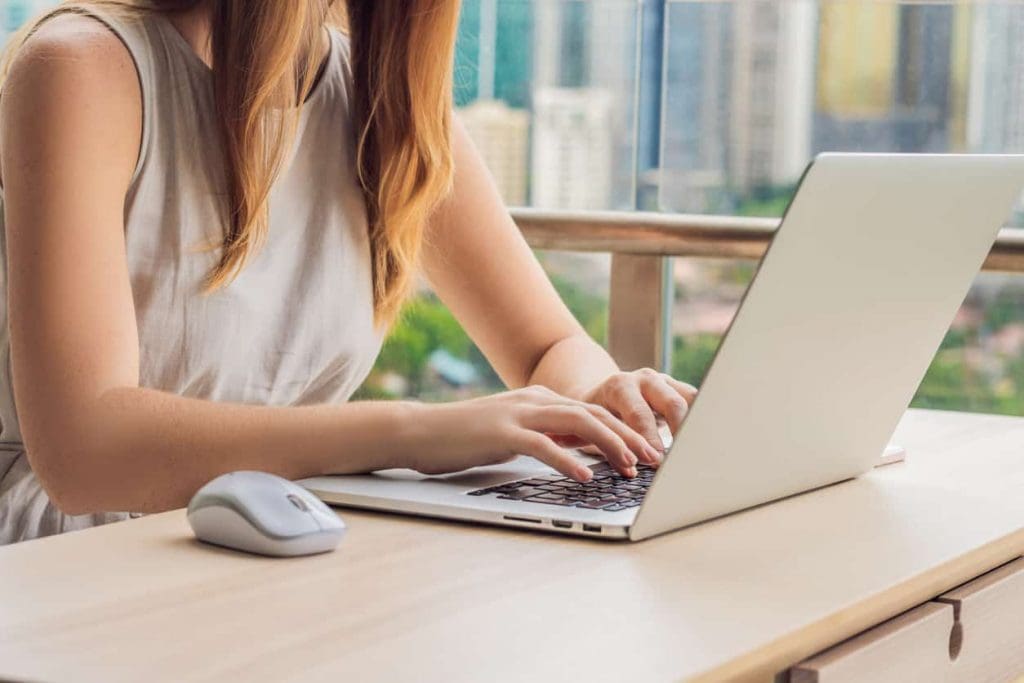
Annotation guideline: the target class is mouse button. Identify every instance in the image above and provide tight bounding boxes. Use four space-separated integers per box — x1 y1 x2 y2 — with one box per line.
280 481 336 516
299 489 334 515
249 494 320 539
289 490 343 530
286 493 309 512
306 505 345 532
279 479 323 504
222 477 319 539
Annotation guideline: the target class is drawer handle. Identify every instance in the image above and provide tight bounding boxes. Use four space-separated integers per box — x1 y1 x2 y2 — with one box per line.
948 619 963 661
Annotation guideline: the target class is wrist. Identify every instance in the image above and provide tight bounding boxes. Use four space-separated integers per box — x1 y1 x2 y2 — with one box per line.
382 400 427 470
527 335 619 402
386 399 462 471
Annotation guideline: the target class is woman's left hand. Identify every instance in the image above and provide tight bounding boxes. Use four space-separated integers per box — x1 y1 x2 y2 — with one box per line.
581 369 698 465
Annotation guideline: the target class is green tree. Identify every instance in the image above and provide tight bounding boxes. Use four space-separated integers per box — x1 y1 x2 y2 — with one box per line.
359 265 613 399
671 334 721 386
734 184 797 218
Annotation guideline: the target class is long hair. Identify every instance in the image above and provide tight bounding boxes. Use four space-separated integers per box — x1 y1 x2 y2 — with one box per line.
0 0 459 327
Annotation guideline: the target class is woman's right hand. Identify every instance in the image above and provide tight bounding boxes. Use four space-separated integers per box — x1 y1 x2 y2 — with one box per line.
404 386 663 482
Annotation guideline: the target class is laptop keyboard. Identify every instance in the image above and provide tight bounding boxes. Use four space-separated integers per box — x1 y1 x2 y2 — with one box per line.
467 461 656 512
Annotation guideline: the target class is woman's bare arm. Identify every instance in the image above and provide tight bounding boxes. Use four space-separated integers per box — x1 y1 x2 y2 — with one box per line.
423 119 697 455
422 118 620 398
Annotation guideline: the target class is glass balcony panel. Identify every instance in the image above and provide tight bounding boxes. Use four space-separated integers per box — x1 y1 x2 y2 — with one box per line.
663 0 1024 415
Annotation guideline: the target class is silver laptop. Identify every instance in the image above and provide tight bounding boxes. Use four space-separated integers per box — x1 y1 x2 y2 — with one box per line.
302 153 1024 541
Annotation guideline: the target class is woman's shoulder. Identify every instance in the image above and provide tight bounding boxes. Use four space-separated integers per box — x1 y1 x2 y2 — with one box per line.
4 12 140 109
2 12 142 186
8 11 136 79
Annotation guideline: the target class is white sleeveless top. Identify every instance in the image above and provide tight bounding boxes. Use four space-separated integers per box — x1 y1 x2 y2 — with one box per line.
0 9 384 543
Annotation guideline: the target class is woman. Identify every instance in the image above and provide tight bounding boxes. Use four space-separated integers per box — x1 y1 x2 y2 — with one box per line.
0 0 696 544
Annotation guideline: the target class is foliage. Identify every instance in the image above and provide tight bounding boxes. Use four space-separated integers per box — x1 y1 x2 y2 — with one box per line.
983 285 1024 330
548 271 608 346
671 334 721 386
357 295 476 399
357 266 610 399
734 184 797 218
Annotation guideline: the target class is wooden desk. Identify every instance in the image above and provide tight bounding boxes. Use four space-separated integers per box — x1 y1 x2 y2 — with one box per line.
2 409 1024 682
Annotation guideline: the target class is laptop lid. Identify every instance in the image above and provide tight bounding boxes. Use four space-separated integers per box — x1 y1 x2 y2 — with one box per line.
630 154 1024 541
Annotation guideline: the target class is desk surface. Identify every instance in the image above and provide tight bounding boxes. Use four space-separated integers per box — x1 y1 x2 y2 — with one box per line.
2 409 1024 682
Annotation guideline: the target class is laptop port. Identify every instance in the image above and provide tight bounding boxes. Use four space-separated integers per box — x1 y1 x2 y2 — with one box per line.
582 524 602 533
503 515 542 524
552 520 572 529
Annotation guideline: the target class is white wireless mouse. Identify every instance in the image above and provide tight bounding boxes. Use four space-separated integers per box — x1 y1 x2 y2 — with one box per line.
187 471 346 557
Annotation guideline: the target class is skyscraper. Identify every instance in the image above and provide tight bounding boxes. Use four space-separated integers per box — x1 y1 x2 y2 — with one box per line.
657 1 732 213
658 1 816 212
454 0 534 108
967 4 1024 153
458 99 531 206
813 3 967 154
726 1 816 192
531 87 614 210
531 1 639 210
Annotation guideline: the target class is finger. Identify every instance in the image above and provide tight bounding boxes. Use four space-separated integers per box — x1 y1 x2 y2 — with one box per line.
640 375 691 435
661 374 698 404
533 407 637 476
583 403 662 466
607 379 665 457
520 386 657 467
523 406 638 477
546 433 589 448
514 431 593 482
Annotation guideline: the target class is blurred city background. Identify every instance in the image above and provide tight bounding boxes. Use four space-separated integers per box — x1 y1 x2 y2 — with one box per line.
4 1 1024 413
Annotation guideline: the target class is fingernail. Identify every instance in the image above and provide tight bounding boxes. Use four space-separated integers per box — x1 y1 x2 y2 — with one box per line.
646 445 662 463
576 467 593 482
626 467 638 478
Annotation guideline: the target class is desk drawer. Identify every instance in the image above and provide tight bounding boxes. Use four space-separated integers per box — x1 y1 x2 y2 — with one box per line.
790 602 954 683
938 557 1024 682
791 558 1024 683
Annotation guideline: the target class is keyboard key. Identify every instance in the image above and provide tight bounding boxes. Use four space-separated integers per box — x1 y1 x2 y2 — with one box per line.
532 493 570 503
498 487 547 500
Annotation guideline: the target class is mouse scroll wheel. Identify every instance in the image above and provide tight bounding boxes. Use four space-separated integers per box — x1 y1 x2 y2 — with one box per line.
286 493 310 512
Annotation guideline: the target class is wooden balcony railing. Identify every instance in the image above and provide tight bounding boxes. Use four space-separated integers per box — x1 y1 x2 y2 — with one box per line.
512 208 1024 372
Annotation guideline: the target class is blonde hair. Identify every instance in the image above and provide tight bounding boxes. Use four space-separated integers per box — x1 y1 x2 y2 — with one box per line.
0 0 459 327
